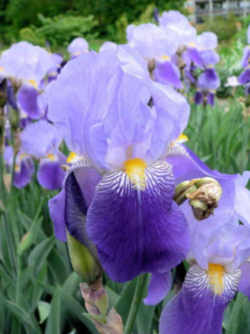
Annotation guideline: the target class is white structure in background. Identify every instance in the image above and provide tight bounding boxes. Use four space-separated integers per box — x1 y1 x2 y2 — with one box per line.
185 0 250 23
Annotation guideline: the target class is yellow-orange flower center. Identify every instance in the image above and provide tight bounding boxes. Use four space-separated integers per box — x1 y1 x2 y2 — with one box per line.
124 158 147 190
66 152 77 163
47 153 56 161
28 79 38 89
161 55 170 61
207 263 225 295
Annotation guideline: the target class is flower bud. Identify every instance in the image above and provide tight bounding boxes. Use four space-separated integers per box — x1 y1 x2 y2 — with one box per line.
67 233 102 285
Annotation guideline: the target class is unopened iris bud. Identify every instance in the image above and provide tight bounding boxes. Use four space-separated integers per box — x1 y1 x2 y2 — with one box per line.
67 233 102 285
174 177 222 220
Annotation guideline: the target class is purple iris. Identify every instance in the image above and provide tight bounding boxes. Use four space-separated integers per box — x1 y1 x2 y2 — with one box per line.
159 221 250 334
47 50 191 282
0 41 62 119
126 23 182 88
20 120 65 190
143 145 250 305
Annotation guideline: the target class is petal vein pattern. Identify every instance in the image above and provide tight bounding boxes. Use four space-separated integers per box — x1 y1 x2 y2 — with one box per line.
87 161 190 282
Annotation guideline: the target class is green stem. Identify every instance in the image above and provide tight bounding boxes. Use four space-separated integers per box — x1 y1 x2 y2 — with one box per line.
124 274 148 334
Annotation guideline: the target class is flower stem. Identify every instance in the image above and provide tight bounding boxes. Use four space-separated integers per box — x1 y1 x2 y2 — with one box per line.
124 274 148 334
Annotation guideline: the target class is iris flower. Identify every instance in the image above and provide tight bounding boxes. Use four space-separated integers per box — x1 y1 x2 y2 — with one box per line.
144 147 250 304
0 41 62 119
20 120 65 190
159 222 250 334
47 50 191 282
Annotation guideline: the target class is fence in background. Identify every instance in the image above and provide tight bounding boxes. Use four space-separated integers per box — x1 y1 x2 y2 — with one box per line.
185 0 250 22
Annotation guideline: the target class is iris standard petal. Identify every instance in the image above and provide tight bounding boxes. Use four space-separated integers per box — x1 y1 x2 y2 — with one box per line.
37 160 65 190
144 271 172 305
21 120 62 158
87 161 190 282
160 264 239 334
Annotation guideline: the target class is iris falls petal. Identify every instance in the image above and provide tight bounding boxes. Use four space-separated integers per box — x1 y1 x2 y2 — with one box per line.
87 160 190 282
160 264 241 334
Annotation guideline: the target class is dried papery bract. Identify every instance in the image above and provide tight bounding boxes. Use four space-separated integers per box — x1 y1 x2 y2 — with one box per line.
80 279 123 334
174 177 222 220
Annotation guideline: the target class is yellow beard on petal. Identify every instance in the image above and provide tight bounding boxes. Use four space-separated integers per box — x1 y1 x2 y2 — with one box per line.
47 153 56 161
124 158 147 190
207 263 225 295
176 133 188 143
66 151 77 163
28 79 38 89
161 55 170 61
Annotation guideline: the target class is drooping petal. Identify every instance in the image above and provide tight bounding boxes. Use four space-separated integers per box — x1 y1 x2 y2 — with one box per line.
154 61 183 89
198 68 220 91
144 271 172 305
238 68 250 85
160 264 239 334
14 157 34 188
37 160 65 190
207 91 215 106
87 161 190 282
194 91 203 104
186 48 204 68
48 189 66 242
241 46 250 68
17 85 42 120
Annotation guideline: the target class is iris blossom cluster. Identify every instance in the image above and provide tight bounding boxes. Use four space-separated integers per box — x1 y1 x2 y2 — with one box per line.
45 20 249 333
0 10 250 334
0 41 67 189
127 11 220 106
